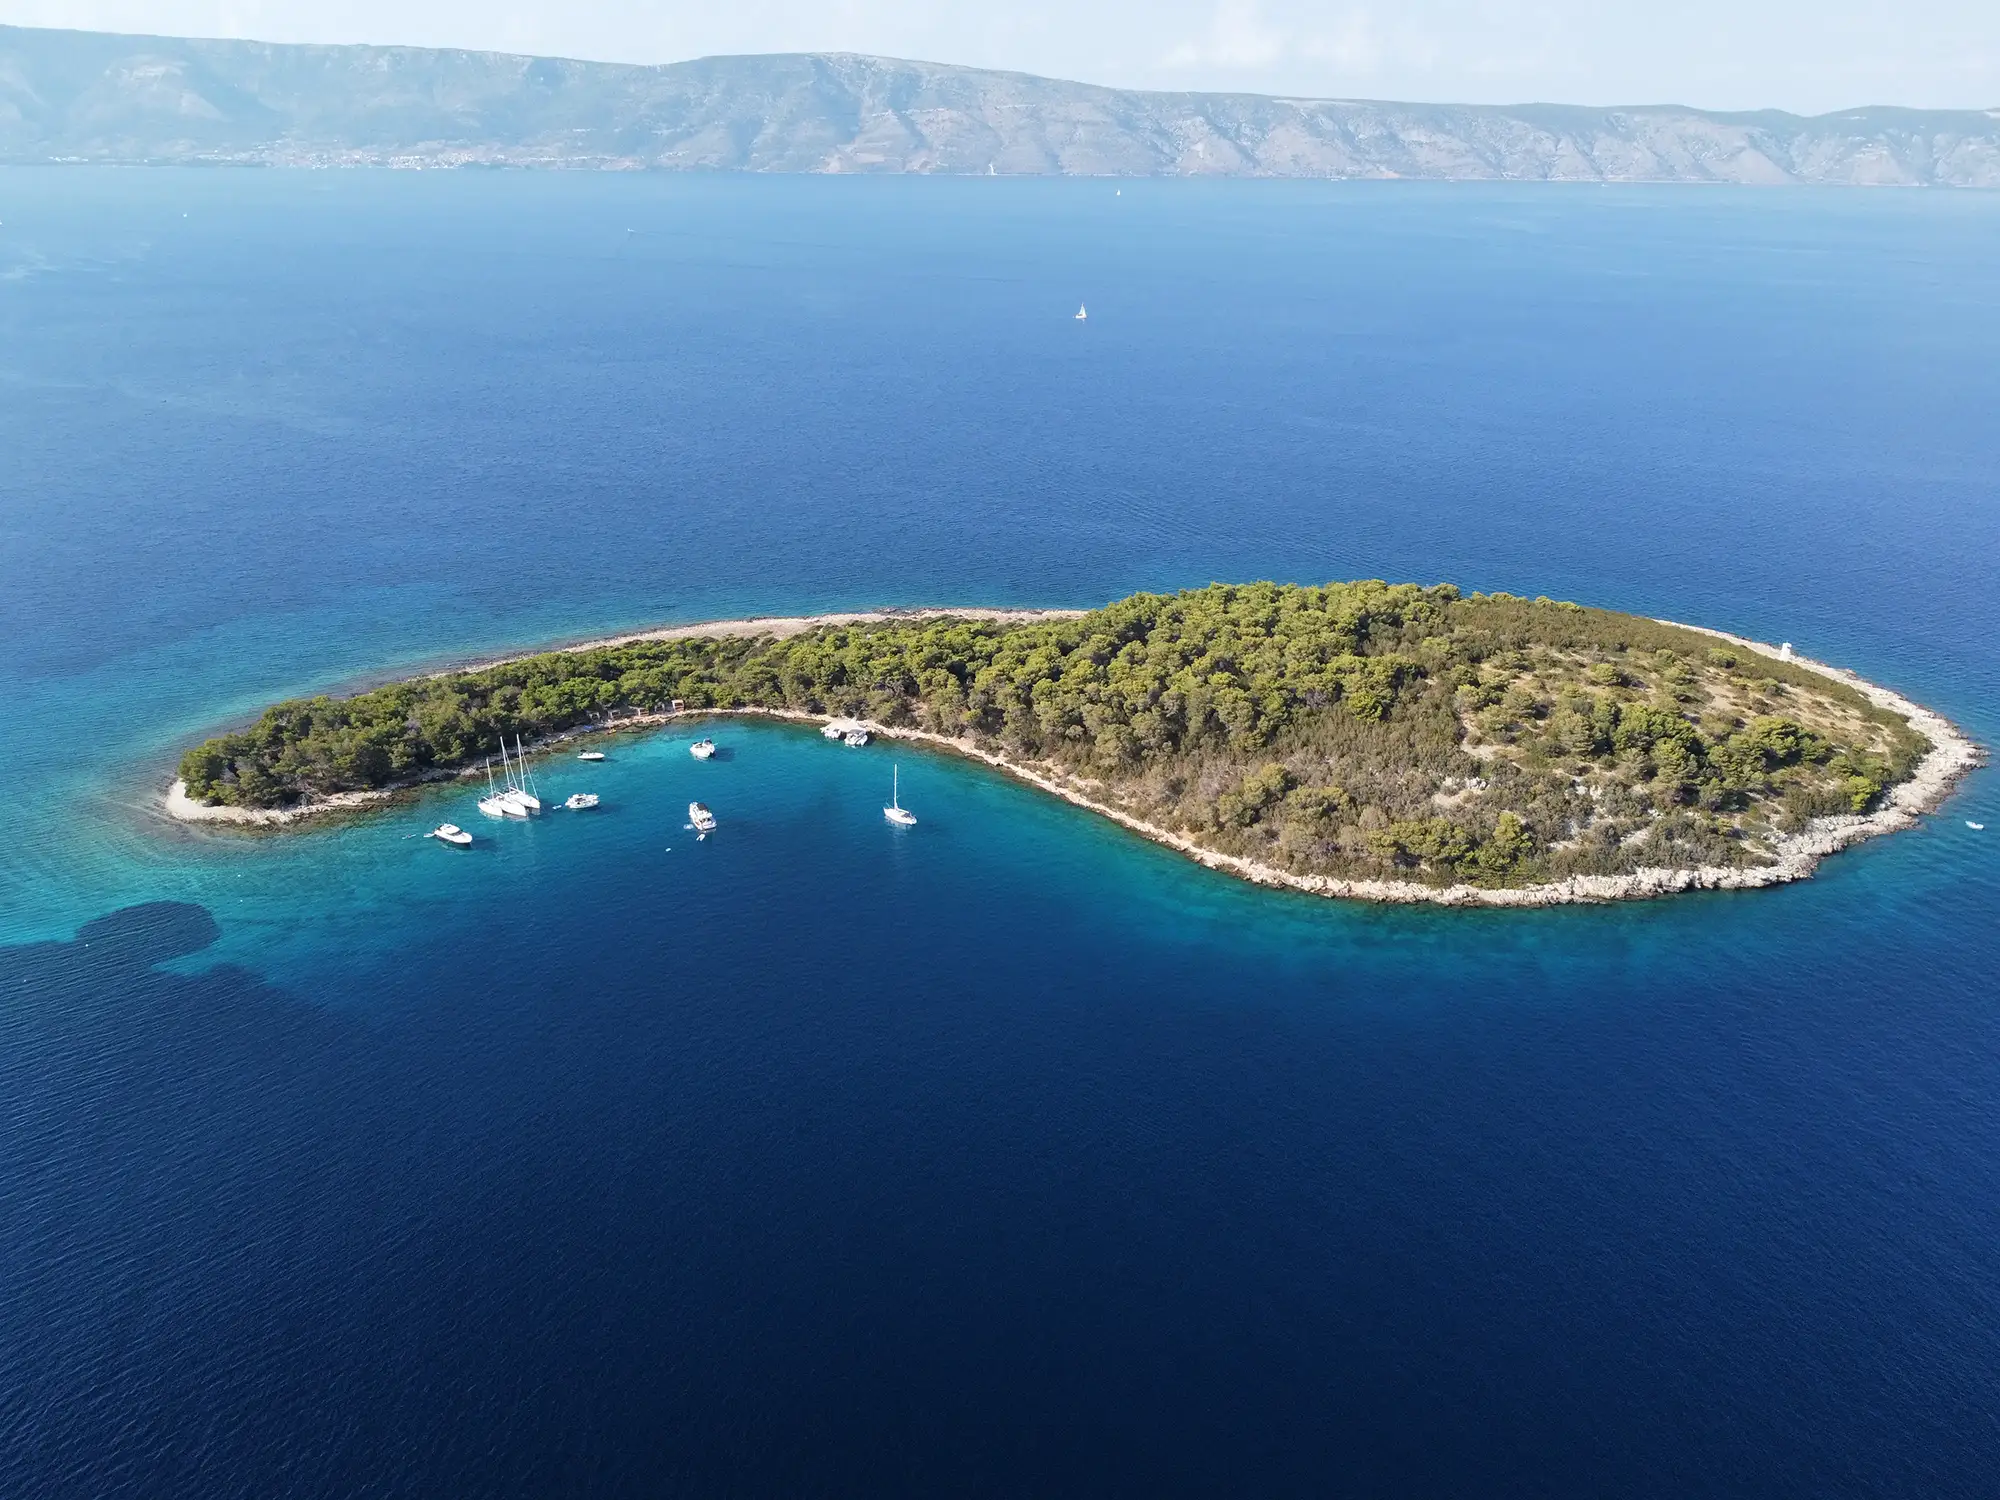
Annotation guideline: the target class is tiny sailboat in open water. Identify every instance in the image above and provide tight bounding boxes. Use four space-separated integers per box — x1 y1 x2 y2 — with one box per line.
884 764 916 827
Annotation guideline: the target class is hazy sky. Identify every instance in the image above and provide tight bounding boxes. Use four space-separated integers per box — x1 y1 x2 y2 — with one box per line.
3 1 1996 112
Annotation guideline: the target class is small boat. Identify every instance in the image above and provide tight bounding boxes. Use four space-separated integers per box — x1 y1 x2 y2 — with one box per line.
477 760 524 818
884 764 917 827
689 801 717 834
505 736 542 811
1074 303 1088 321
427 823 473 846
578 751 606 762
1969 821 1986 831
843 730 870 748
689 739 716 760
565 793 600 811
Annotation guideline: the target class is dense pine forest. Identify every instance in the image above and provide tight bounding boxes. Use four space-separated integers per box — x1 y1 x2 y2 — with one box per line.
177 582 1926 886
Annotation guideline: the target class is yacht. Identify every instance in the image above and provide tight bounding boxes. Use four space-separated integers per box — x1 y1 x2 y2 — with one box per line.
504 736 542 812
1074 303 1088 321
689 739 716 760
883 764 917 827
688 801 717 835
477 760 524 819
578 751 606 762
565 792 600 811
843 729 870 748
1970 821 1986 831
428 823 473 846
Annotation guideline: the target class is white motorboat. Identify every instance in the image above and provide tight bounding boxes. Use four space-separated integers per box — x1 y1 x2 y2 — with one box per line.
884 764 917 827
1969 821 1986 831
578 751 606 762
689 739 716 760
565 792 600 810
688 801 717 834
843 730 870 748
428 823 473 846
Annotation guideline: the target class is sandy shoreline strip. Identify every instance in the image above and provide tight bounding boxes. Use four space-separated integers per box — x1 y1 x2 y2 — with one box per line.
451 606 1087 677
163 608 1984 906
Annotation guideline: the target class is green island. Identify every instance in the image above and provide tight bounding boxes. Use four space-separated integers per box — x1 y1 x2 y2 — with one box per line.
173 581 1957 895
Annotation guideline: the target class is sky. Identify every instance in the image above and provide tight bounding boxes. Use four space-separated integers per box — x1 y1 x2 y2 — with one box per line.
1 1 1995 113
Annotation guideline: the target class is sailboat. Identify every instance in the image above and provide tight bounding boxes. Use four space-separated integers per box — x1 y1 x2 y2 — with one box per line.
1074 303 1088 321
478 758 523 819
884 764 917 826
502 736 541 813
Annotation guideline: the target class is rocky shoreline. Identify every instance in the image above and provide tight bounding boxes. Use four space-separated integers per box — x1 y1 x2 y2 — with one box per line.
162 610 1983 906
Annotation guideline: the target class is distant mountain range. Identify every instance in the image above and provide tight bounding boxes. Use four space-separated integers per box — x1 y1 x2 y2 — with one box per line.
4 24 1997 185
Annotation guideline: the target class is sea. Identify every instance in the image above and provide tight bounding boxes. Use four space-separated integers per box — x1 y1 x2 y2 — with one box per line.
1 169 1997 1497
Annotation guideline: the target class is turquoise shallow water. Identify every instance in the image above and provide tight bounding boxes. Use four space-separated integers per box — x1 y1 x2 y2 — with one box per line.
2 171 1998 1496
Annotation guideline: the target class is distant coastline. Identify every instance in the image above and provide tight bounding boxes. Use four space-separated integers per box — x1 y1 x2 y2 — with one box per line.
161 599 1982 907
6 25 1998 187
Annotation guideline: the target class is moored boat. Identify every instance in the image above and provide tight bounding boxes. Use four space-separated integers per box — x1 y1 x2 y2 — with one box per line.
565 793 600 810
689 739 716 760
883 764 917 827
477 759 524 818
688 801 717 834
428 823 473 845
504 736 542 811
843 730 870 748
578 751 606 762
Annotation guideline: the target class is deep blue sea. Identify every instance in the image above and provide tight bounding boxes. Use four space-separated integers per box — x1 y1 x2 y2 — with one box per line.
2 170 1997 1497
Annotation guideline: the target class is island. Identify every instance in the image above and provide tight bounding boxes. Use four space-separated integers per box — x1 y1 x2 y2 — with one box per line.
166 582 1982 906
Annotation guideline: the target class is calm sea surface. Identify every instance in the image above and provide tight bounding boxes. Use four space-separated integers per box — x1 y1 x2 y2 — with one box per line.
1 171 1997 1496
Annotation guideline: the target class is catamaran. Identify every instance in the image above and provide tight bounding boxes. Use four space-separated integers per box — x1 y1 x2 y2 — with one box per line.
884 764 917 827
504 735 542 812
477 759 523 819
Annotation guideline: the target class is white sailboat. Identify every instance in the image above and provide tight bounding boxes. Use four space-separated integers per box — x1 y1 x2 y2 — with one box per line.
884 764 917 826
506 735 542 812
477 759 522 819
1074 303 1088 321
